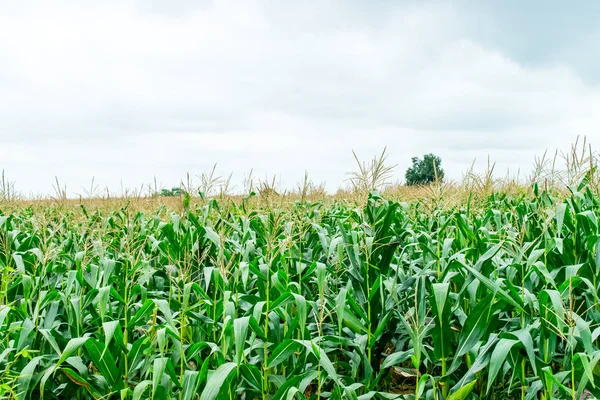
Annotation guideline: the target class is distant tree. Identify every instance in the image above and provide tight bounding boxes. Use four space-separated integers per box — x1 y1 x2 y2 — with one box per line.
405 154 444 185
160 187 183 197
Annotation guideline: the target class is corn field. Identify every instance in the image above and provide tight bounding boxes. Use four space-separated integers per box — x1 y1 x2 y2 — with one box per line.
2 181 600 399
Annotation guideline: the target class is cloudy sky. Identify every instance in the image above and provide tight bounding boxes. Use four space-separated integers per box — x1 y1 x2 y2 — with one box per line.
0 0 598 196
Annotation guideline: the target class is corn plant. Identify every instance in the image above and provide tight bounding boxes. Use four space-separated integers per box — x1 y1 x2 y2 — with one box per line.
2 175 600 399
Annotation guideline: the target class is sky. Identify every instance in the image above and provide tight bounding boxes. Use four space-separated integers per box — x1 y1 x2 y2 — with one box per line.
0 0 599 197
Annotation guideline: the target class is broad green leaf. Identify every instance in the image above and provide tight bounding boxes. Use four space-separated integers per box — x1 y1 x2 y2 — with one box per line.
133 380 152 400
181 371 200 400
268 340 302 369
233 316 250 366
447 379 477 400
381 349 413 369
152 357 168 399
487 338 519 393
200 362 237 400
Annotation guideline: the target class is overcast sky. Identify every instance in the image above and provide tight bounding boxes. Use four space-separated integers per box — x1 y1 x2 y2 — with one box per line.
1 0 599 196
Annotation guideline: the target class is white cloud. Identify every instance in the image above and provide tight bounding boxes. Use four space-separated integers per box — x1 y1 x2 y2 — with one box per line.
0 0 597 196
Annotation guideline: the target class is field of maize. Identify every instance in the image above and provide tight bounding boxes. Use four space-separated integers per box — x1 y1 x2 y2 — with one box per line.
2 183 600 399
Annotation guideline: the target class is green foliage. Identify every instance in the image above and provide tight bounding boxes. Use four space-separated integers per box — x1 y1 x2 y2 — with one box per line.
2 185 600 399
160 187 183 197
405 153 444 185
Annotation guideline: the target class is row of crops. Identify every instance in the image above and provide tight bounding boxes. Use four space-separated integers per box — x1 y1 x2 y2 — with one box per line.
1 184 600 399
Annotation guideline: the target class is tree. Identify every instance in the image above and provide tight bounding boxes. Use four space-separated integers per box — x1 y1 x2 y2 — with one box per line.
405 153 444 185
160 187 183 197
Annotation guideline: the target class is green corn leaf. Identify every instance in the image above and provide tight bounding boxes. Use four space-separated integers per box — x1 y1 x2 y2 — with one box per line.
447 379 477 400
152 357 168 399
84 339 121 388
58 337 89 366
129 299 155 328
506 328 537 375
133 380 152 400
487 338 519 393
102 320 124 357
233 316 250 366
268 340 302 369
181 370 200 400
200 362 237 400
461 264 524 312
448 294 495 375
574 353 595 388
556 203 567 235
336 288 347 335
240 364 262 391
62 368 103 399
381 349 413 369
272 370 318 400
154 299 178 333
16 356 43 399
